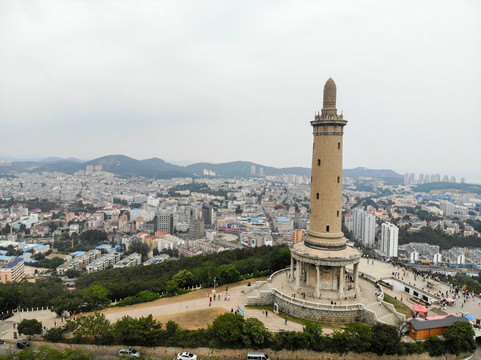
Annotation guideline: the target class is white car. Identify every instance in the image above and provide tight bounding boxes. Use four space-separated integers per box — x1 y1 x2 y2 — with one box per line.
118 348 141 358
177 352 198 360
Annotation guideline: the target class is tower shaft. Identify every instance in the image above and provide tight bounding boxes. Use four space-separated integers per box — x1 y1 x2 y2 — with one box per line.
304 78 347 250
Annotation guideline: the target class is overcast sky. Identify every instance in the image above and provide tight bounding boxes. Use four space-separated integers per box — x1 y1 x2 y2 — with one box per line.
1 1 480 182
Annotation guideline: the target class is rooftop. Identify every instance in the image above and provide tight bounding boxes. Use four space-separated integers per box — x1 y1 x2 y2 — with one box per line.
408 315 468 330
1 257 23 269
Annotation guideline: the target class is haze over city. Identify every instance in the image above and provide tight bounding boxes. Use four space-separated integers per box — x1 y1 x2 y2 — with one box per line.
1 0 480 182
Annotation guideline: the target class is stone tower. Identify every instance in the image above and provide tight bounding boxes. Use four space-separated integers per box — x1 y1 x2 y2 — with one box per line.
304 78 347 250
289 78 361 300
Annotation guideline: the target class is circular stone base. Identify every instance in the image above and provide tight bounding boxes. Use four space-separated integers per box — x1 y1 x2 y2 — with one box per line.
290 241 362 266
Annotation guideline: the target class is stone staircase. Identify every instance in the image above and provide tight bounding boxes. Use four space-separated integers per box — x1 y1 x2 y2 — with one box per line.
365 301 398 326
244 281 272 297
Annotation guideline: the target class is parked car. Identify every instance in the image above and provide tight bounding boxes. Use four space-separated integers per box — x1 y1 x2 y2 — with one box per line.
247 351 271 360
118 348 141 358
177 352 198 360
16 341 30 349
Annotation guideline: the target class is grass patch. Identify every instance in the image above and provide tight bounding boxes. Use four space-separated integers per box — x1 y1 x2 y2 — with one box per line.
152 307 226 330
384 293 412 318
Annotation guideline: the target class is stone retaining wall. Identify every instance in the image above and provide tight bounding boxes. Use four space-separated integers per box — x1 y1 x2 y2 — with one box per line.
271 291 364 323
247 287 384 325
382 300 406 322
29 341 467 360
359 308 377 325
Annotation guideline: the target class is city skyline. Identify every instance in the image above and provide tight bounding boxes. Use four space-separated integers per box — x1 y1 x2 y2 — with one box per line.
1 1 480 182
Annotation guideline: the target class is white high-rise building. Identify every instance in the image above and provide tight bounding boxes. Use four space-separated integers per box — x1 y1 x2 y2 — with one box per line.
440 200 454 217
344 214 353 233
352 208 375 247
362 213 376 247
409 173 416 184
381 222 399 258
352 208 364 239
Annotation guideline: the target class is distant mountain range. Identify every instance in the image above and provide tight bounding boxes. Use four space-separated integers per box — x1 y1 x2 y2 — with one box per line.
1 155 403 179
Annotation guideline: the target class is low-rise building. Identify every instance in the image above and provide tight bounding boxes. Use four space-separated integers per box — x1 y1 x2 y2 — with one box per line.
85 252 121 273
113 253 142 269
407 315 469 341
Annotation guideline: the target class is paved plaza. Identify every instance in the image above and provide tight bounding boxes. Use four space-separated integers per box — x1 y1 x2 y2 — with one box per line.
358 257 481 319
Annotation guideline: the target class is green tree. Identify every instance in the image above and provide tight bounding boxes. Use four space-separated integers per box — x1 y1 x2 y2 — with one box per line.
172 269 195 288
243 317 271 348
165 320 179 339
211 313 245 347
29 257 65 269
112 315 162 347
274 330 305 350
0 284 21 313
166 280 179 296
424 336 445 356
126 240 151 262
443 321 476 355
218 264 241 285
78 230 108 247
81 285 110 309
74 312 111 344
18 319 42 340
50 294 84 316
64 269 81 279
302 322 329 351
331 330 351 354
43 327 64 342
370 323 400 355
343 323 372 353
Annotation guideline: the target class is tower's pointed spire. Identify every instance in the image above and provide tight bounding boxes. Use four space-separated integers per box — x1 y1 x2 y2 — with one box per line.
321 78 337 116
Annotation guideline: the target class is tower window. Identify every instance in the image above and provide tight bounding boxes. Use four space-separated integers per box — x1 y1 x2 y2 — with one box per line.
326 225 330 232
338 142 341 149
311 176 313 182
318 159 321 166
337 176 340 183
337 210 340 217
316 193 319 199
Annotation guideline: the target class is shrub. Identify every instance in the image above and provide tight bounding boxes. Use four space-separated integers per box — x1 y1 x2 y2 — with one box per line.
43 327 64 342
424 336 445 356
211 313 245 348
370 323 400 355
